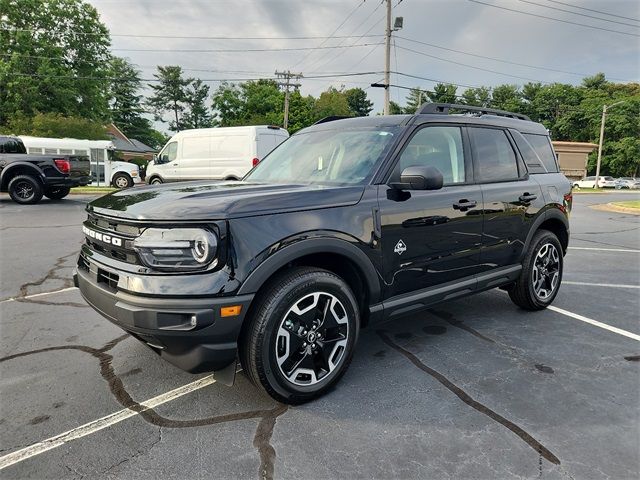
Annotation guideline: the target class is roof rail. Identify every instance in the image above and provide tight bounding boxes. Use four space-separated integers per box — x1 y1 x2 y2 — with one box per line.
418 103 531 121
313 115 352 125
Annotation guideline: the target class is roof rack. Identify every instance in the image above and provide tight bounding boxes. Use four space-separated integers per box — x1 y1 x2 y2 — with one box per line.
418 102 531 121
313 115 352 125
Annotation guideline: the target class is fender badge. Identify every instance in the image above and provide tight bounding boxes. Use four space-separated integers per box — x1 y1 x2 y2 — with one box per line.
394 240 407 255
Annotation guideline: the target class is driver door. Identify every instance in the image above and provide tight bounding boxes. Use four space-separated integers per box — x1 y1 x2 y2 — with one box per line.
157 141 180 181
377 125 484 299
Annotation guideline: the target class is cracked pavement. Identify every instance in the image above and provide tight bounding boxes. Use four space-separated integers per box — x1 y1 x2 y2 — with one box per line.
0 192 639 479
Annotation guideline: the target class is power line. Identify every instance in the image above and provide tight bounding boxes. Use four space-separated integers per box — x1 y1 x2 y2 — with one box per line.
395 36 629 81
0 27 383 40
391 72 482 90
303 0 386 73
517 0 639 28
289 0 366 70
111 42 382 53
467 0 640 37
3 71 385 82
395 44 549 84
545 0 640 23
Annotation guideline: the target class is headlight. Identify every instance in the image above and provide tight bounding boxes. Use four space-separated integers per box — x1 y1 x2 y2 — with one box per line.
133 228 218 271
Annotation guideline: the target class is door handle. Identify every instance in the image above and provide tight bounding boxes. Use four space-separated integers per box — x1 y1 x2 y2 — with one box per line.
172 163 178 166
453 199 477 211
519 193 537 203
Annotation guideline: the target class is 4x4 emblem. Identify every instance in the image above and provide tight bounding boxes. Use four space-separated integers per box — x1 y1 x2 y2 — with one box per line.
394 240 407 255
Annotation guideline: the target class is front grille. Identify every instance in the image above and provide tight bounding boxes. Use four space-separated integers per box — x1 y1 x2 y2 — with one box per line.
84 213 141 265
97 268 119 291
87 213 142 236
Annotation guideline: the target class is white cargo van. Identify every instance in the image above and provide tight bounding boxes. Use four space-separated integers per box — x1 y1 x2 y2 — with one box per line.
146 125 289 184
20 136 141 188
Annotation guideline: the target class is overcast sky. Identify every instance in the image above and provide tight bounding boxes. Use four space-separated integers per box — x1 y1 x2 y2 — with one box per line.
88 0 639 122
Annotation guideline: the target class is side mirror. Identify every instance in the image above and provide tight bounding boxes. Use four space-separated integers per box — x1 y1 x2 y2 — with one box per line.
395 166 443 190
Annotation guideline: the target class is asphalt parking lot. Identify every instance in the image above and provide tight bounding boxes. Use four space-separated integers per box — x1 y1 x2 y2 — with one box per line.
1 191 638 480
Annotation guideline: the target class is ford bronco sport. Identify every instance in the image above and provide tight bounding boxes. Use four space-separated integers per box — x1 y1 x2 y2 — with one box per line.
75 103 571 404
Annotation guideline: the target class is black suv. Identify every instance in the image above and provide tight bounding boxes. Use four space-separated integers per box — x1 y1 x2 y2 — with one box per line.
75 103 571 404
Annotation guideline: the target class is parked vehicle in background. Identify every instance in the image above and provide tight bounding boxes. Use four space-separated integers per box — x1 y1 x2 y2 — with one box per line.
20 136 141 189
598 176 617 188
146 125 289 184
0 135 91 204
615 177 640 189
76 103 571 404
573 176 616 189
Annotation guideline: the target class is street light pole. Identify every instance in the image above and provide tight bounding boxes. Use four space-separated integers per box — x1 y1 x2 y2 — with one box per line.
383 0 392 115
594 100 625 189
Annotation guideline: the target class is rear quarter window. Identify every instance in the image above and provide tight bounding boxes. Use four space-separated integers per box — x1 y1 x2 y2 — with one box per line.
523 134 558 173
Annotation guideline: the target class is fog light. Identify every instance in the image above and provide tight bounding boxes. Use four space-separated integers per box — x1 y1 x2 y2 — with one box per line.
221 305 242 317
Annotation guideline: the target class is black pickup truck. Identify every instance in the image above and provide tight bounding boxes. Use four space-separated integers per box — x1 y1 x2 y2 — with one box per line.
0 135 91 204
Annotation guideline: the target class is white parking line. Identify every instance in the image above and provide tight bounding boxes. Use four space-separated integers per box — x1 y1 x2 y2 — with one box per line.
568 246 640 253
0 375 216 471
496 290 640 341
563 281 640 289
0 287 78 305
547 305 640 342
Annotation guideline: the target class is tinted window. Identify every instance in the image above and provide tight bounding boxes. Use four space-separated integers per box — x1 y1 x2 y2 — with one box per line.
469 128 519 182
394 126 466 185
523 134 558 173
0 138 26 154
246 128 399 185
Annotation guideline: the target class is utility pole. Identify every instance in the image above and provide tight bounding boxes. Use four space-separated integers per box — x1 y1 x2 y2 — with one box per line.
383 0 392 115
594 100 625 189
275 70 302 129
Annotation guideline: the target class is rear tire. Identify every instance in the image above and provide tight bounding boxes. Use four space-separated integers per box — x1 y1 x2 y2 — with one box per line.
44 186 71 200
112 173 133 189
8 175 43 204
509 230 563 311
240 267 359 404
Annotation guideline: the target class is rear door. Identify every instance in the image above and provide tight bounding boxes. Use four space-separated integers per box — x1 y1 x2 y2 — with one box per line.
378 124 484 299
467 126 544 270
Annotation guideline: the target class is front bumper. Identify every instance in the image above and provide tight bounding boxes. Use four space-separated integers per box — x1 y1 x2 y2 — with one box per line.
74 267 253 373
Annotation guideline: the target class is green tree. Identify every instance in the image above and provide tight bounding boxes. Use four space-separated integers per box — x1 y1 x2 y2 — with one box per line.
147 66 191 132
344 88 373 116
426 83 458 103
183 79 213 129
241 79 283 125
388 100 405 115
460 87 491 107
0 0 112 126
1 112 108 139
404 88 427 113
490 85 523 112
287 91 316 133
211 82 244 126
313 87 351 120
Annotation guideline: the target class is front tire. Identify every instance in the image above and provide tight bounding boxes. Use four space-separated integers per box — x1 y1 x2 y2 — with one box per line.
112 173 133 189
44 186 71 200
240 267 359 404
8 175 43 204
509 230 563 311
149 176 163 185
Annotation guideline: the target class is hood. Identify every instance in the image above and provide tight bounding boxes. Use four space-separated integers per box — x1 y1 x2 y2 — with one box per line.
88 181 365 221
112 161 139 172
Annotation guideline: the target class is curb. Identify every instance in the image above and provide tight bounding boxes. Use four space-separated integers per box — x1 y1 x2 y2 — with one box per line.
590 203 640 216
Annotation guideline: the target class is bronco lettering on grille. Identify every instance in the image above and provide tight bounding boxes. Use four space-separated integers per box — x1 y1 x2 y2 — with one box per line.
83 225 123 247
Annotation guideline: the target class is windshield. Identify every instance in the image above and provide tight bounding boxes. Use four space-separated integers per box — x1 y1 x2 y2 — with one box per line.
245 127 400 185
